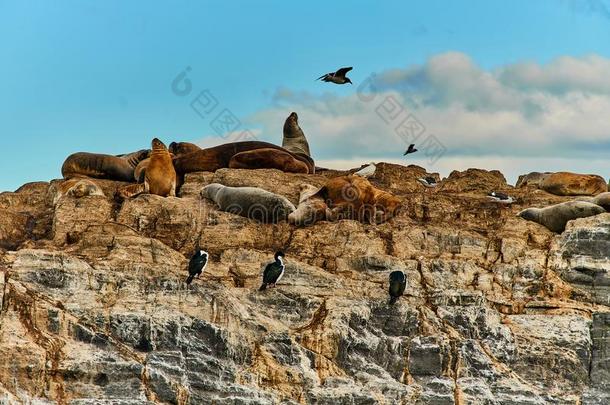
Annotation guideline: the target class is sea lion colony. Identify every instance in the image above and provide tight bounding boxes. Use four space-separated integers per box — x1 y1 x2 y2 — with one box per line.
58 111 610 302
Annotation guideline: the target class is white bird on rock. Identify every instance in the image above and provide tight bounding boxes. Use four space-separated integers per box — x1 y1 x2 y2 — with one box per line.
354 162 376 178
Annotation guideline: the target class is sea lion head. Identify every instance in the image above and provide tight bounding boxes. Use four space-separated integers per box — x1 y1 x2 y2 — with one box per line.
169 141 201 156
283 112 300 136
517 208 540 222
201 183 224 201
151 138 168 151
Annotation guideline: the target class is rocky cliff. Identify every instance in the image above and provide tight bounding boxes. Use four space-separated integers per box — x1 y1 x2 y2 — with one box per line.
0 163 609 404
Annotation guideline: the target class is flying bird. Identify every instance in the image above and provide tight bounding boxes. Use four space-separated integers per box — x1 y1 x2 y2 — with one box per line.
403 144 418 155
487 191 514 204
185 249 209 285
317 67 353 85
259 251 286 291
388 270 407 305
417 176 438 188
354 162 376 178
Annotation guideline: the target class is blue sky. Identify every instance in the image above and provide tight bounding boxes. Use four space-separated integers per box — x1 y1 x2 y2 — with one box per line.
1 0 610 191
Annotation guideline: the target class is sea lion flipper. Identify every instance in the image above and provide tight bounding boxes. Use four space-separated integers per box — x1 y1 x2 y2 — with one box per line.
118 183 146 199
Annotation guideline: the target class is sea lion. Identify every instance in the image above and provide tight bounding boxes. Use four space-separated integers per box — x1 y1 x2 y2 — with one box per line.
517 201 606 233
172 141 315 175
169 141 201 156
134 158 149 183
229 148 309 173
51 178 104 205
575 192 610 211
201 183 296 223
282 112 311 158
289 176 401 225
538 172 607 196
288 184 332 226
62 149 150 182
145 138 176 197
320 175 402 224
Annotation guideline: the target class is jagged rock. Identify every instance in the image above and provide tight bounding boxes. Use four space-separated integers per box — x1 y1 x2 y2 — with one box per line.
0 165 609 403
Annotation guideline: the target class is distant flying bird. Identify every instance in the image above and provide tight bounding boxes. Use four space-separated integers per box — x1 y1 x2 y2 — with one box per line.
403 144 418 156
259 251 286 291
185 249 209 285
354 162 376 178
487 191 514 204
388 270 407 305
417 177 438 188
317 67 353 85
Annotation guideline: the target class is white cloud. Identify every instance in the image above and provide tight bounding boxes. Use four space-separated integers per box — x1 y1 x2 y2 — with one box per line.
239 52 610 180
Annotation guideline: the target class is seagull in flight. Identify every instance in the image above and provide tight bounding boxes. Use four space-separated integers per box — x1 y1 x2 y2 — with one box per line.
403 144 418 156
317 67 353 85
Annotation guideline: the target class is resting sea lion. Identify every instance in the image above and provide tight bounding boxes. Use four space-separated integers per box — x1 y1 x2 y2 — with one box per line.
517 201 605 233
134 158 149 183
169 141 201 156
51 178 104 205
320 175 402 224
575 192 610 212
201 183 296 223
172 141 315 175
290 176 401 225
288 184 332 226
62 149 150 182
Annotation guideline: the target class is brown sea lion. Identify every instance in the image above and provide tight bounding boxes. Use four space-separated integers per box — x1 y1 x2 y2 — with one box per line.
146 138 176 197
62 149 150 182
168 141 201 156
320 175 402 224
289 176 401 225
229 148 309 173
172 141 315 175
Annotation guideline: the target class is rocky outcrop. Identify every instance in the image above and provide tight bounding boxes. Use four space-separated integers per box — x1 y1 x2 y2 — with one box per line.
0 164 609 404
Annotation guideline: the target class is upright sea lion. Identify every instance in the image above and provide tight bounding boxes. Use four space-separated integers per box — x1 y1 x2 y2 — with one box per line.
62 149 149 182
517 201 605 233
282 112 311 158
172 141 315 175
169 141 201 156
201 183 295 223
145 138 176 197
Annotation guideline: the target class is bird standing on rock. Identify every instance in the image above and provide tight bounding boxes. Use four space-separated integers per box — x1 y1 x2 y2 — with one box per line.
487 191 514 204
388 270 407 304
354 162 376 178
185 249 209 285
259 251 286 291
317 67 353 85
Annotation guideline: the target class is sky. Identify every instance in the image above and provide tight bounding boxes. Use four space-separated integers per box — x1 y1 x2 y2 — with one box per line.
1 0 610 191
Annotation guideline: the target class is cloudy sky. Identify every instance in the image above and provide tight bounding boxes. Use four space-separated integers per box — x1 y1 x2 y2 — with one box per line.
1 0 610 190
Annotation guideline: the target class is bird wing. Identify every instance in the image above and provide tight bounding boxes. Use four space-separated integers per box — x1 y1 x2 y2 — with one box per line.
335 67 353 77
262 262 282 284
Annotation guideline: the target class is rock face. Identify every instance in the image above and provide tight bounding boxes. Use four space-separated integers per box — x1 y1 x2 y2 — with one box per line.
1 165 609 404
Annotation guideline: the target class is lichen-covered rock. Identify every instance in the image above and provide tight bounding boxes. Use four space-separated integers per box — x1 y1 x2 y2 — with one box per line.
0 165 609 404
